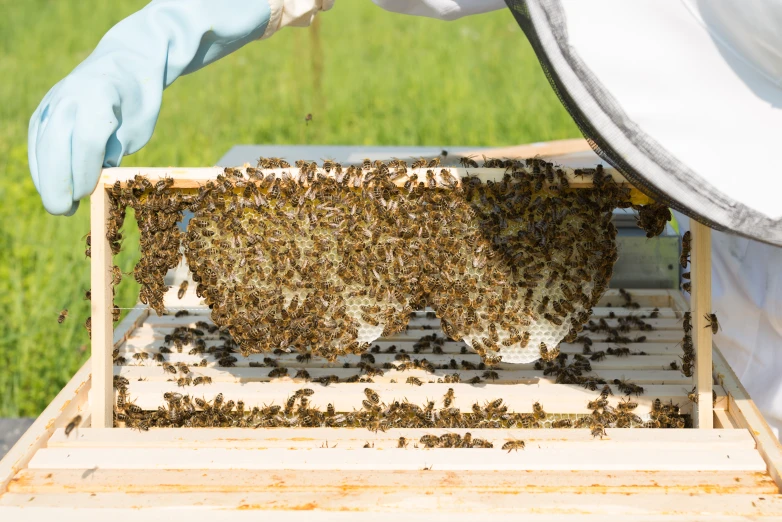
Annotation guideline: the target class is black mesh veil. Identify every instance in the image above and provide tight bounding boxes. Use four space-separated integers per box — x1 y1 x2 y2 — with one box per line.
504 0 782 245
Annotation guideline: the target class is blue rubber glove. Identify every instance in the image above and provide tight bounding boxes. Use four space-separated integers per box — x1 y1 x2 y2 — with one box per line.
28 0 274 215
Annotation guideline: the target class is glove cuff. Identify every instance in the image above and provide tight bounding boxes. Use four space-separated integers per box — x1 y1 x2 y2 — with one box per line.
262 0 335 39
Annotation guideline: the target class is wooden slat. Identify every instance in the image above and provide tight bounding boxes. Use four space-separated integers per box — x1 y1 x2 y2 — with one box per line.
9 468 777 495
113 351 683 372
118 381 721 416
691 220 713 429
0 360 91 493
143 314 681 331
115 365 692 385
99 165 628 189
112 307 148 348
26 446 766 471
129 325 683 343
91 188 113 429
47 427 757 451
3 492 782 519
714 408 738 429
714 345 782 490
120 338 688 357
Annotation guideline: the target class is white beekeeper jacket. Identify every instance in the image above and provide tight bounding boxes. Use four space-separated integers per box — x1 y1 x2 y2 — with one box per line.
285 0 782 435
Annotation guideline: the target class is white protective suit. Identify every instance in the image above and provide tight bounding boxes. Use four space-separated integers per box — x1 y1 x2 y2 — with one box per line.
370 0 782 436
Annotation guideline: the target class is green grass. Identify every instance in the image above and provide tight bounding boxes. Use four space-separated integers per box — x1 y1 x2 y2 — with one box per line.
0 0 579 417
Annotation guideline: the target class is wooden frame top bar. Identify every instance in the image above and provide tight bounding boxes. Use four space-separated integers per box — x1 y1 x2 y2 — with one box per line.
98 166 651 204
99 166 626 188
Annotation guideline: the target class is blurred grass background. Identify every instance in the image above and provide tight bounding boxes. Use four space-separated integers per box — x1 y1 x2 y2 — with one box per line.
0 0 579 416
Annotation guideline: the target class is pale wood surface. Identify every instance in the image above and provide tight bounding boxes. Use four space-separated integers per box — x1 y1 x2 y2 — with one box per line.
98 166 627 189
714 344 782 490
119 381 720 416
691 221 713 429
47 427 756 450
4 492 782 520
9 468 777 495
26 446 766 472
90 189 113 428
0 360 91 493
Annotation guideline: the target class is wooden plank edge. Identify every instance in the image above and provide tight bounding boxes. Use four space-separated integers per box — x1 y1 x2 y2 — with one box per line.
0 360 92 493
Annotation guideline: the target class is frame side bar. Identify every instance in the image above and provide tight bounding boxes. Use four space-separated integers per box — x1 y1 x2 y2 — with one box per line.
691 220 713 428
90 188 113 428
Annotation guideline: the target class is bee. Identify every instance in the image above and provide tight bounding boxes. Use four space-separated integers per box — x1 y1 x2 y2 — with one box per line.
177 281 189 299
174 310 189 318
482 370 499 381
591 425 607 439
443 388 455 408
192 376 212 386
132 352 149 362
64 415 82 437
411 157 427 169
268 367 289 378
364 387 380 404
539 342 559 363
406 376 423 386
687 386 698 403
177 376 192 387
398 437 409 448
459 155 479 168
57 309 68 324
680 231 691 268
502 440 525 453
467 376 483 384
704 313 720 334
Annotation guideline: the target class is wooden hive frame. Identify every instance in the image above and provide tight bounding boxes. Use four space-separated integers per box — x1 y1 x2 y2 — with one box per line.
5 145 782 519
89 163 717 429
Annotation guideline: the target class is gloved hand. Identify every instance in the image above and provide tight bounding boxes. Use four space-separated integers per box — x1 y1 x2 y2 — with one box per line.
28 0 332 215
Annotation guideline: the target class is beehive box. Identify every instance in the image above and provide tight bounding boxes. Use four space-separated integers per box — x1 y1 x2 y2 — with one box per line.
3 145 782 520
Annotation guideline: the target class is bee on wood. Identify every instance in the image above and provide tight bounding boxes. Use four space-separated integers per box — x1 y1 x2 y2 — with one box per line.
704 313 720 334
177 376 192 387
64 415 82 437
57 309 68 324
192 376 212 386
687 386 698 403
467 376 483 385
459 155 479 168
443 388 455 408
502 440 525 453
132 352 149 362
364 387 380 404
591 425 607 439
552 419 572 428
680 231 691 268
406 376 423 386
175 310 189 318
177 281 188 299
268 367 289 379
398 437 409 448
482 370 499 381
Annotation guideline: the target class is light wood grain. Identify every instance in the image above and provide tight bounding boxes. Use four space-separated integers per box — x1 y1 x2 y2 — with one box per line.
46 427 756 450
691 220 713 429
26 446 766 472
90 188 113 428
117 381 723 416
0 360 91 493
714 344 782 490
9 468 777 495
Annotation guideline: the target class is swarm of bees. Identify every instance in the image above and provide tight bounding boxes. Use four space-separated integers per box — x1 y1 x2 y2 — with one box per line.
93 158 664 364
107 176 187 315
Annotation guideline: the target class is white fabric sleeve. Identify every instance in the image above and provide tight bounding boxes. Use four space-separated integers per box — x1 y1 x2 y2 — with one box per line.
371 0 506 21
262 0 335 39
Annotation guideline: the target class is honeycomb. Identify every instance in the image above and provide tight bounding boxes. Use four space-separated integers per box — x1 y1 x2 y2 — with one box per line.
106 159 669 363
179 160 636 362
